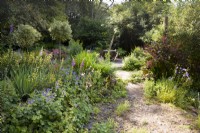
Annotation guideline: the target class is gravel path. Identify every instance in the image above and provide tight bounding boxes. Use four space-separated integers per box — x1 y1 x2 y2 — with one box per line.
88 62 198 133
116 83 197 133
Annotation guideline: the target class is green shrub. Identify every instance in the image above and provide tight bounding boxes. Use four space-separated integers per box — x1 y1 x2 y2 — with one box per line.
156 79 177 103
68 40 83 56
49 20 72 42
13 24 41 49
94 61 113 77
131 70 144 83
112 79 127 99
3 70 92 132
123 47 150 71
74 51 98 69
144 80 156 99
115 100 131 116
20 51 52 69
0 50 56 100
196 114 200 129
0 50 53 80
150 59 175 80
144 78 188 108
3 91 69 133
1 51 126 132
10 67 56 101
11 68 36 99
90 118 117 133
74 51 113 76
0 79 18 128
0 50 21 79
123 56 144 70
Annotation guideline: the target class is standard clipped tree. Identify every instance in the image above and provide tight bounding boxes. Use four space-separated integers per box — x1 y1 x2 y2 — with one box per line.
49 20 72 60
14 24 42 50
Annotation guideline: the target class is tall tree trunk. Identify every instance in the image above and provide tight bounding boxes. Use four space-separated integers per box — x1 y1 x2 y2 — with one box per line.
91 0 94 19
109 33 115 50
163 15 168 44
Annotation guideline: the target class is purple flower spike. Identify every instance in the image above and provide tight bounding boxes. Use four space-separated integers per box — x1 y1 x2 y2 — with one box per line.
9 24 14 33
27 99 35 104
46 88 51 93
185 72 189 78
42 91 47 97
73 72 76 75
182 68 187 71
72 58 76 67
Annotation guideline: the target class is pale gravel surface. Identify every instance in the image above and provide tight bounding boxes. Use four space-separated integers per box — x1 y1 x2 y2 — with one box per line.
88 62 198 133
116 83 197 133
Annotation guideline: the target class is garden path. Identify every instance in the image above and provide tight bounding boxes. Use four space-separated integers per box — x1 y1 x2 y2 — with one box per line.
92 61 198 133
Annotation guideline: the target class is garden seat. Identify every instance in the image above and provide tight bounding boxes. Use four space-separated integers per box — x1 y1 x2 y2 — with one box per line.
100 49 118 61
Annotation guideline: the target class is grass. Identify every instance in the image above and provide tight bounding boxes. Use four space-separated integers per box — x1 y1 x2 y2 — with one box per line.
115 100 131 116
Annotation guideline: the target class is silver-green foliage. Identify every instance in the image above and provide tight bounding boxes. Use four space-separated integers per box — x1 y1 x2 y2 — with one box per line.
13 24 41 49
49 20 72 42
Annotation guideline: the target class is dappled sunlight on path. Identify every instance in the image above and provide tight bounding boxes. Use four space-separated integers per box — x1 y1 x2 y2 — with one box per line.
115 70 134 81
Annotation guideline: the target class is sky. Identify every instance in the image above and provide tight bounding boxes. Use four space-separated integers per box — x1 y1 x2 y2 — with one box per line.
104 0 125 5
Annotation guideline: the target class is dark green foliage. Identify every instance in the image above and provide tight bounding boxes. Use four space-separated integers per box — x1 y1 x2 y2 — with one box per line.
74 17 109 48
146 44 182 80
68 40 83 56
109 1 167 52
168 1 200 90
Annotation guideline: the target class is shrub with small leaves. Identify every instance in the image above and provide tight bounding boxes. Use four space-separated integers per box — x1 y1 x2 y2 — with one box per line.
123 47 151 71
131 70 144 83
13 24 41 49
49 20 72 42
